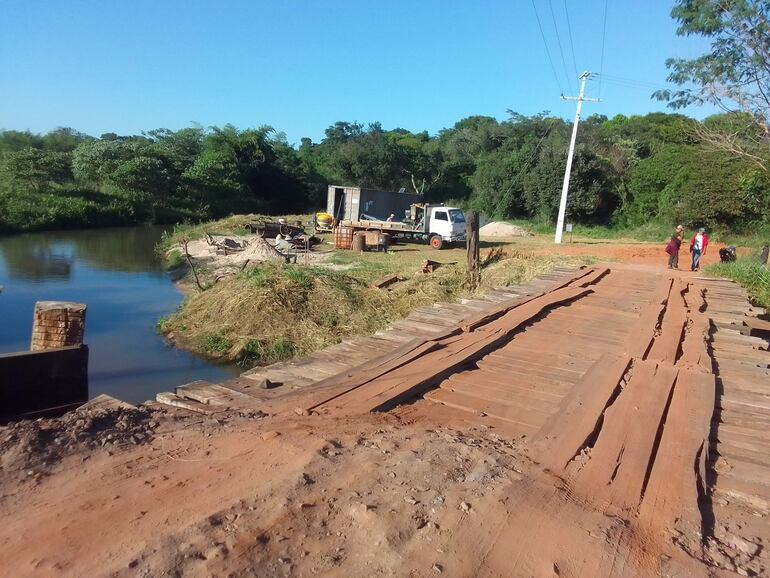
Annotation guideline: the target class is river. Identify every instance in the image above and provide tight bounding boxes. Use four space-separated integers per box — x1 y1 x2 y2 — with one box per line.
0 226 240 404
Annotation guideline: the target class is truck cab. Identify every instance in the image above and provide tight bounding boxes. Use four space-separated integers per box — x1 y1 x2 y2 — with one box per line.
408 204 466 249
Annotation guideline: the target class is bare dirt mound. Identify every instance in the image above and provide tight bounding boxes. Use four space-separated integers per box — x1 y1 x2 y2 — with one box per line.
479 221 532 237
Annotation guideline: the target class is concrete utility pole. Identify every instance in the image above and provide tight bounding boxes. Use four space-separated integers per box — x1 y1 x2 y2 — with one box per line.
554 71 599 244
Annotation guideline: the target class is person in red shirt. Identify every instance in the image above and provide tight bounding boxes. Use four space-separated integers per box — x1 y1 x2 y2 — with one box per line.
689 227 709 271
665 225 684 269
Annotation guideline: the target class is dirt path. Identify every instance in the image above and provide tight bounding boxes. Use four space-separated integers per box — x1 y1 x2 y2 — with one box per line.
1 262 768 577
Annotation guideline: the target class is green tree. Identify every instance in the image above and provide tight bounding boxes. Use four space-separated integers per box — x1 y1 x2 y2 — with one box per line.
1 148 73 190
655 0 770 169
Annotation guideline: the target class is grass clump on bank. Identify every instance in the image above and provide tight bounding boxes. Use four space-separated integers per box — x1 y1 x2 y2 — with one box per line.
705 257 770 309
158 249 589 367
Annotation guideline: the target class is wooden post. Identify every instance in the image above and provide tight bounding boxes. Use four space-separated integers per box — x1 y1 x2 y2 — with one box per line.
466 211 480 286
30 301 86 351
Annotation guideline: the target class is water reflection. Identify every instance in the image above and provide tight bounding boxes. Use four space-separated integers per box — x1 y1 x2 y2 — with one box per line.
0 226 239 403
1 242 73 281
0 226 166 282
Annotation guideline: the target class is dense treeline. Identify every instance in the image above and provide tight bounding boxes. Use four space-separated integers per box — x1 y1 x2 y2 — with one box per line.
1 112 768 234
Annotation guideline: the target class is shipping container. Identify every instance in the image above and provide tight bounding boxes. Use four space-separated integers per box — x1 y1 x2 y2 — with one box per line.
327 185 422 222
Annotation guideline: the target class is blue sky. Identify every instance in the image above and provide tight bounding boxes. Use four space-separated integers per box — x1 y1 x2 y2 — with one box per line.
0 0 713 144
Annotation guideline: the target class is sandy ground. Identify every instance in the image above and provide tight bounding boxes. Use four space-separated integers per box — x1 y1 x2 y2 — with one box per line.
0 404 528 577
176 235 334 281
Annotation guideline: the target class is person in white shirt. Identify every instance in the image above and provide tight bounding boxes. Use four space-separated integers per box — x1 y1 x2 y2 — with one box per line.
689 227 709 271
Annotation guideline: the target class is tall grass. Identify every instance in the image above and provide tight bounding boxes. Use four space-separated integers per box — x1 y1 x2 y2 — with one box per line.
504 218 770 246
158 250 590 366
705 258 770 309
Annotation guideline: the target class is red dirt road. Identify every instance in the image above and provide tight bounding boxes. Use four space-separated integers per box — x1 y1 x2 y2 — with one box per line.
1 260 768 577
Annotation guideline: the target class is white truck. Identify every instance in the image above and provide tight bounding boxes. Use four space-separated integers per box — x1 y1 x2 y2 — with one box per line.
340 203 466 249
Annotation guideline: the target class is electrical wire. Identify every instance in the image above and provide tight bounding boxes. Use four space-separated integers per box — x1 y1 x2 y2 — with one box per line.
598 0 609 98
531 0 565 95
598 73 667 89
563 0 580 85
596 74 669 92
548 0 576 92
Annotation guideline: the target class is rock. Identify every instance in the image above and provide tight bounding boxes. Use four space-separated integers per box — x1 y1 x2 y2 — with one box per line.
261 431 280 441
432 563 444 573
294 407 309 417
460 501 471 512
128 559 139 568
404 496 418 505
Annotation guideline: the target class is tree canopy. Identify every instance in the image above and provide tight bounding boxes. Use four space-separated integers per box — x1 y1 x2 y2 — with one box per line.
655 0 770 170
1 111 768 234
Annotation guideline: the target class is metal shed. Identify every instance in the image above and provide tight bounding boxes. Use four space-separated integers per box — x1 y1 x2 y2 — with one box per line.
327 185 422 222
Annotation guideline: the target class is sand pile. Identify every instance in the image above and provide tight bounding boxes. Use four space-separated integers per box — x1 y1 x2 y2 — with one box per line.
180 235 287 268
226 236 286 265
479 222 532 237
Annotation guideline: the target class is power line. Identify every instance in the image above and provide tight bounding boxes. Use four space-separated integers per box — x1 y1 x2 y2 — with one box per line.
563 0 580 85
599 73 667 89
531 0 565 95
596 74 669 92
548 0 576 92
598 0 609 98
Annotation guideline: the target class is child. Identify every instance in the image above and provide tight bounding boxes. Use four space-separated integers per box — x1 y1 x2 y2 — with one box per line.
665 225 684 269
690 227 709 271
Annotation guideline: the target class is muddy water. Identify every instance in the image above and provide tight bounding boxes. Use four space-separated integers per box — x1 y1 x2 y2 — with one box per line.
0 226 239 404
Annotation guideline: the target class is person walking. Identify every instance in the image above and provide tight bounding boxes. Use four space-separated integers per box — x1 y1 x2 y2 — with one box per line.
665 225 684 269
689 227 709 272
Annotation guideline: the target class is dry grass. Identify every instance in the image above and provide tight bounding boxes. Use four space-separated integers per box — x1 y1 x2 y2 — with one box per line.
159 241 590 367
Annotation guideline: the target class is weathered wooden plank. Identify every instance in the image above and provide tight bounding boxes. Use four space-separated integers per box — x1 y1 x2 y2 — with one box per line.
445 372 565 400
156 392 221 414
623 277 673 358
527 353 632 472
78 394 136 412
647 278 687 364
639 370 715 534
569 361 677 513
439 378 558 414
425 388 548 429
324 286 593 414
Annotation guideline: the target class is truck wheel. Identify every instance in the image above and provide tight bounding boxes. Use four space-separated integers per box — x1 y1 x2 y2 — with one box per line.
430 235 444 250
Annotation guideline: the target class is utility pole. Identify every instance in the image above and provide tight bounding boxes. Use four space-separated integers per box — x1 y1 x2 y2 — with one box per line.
554 71 599 244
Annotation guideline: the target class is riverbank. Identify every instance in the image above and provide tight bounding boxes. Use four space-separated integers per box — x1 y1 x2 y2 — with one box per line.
0 226 240 404
157 216 593 366
157 213 770 371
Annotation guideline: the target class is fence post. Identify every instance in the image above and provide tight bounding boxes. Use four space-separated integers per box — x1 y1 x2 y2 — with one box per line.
466 211 480 286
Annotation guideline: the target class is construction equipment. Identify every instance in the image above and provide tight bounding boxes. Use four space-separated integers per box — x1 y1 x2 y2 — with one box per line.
313 212 335 233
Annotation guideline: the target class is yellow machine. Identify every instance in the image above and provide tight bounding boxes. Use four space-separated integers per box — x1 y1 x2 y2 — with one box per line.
314 212 335 233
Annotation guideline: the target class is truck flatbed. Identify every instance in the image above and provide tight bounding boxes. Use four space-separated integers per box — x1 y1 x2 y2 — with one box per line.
340 219 420 234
